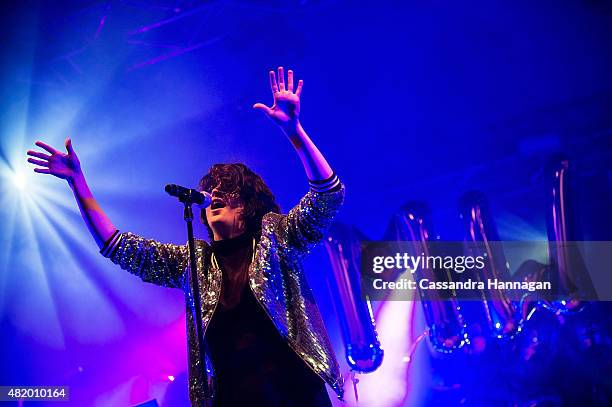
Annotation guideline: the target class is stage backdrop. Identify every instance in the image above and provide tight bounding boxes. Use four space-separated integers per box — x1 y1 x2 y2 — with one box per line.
1 1 611 406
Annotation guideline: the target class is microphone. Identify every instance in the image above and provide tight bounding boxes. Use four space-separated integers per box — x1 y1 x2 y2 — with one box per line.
165 184 212 208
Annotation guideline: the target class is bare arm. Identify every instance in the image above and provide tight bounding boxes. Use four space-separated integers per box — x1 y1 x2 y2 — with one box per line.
70 172 117 248
253 67 344 256
28 139 187 288
27 139 116 248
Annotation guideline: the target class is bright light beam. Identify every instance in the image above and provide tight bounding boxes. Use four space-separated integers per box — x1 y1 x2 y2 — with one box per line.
12 171 26 191
27 194 125 343
10 192 66 348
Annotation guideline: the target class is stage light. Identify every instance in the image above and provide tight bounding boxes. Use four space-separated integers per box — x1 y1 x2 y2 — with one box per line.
167 375 175 381
12 171 26 191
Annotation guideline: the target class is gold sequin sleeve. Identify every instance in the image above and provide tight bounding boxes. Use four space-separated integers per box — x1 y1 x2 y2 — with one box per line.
101 231 188 289
278 183 345 257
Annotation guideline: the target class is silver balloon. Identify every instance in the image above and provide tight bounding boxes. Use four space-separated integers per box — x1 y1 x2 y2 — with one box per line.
324 223 384 373
544 155 596 313
458 191 520 339
387 201 467 353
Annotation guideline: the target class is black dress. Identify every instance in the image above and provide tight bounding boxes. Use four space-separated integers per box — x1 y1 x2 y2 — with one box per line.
205 233 333 407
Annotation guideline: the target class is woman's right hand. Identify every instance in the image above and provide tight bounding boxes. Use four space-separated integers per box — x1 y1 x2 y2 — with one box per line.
27 138 82 182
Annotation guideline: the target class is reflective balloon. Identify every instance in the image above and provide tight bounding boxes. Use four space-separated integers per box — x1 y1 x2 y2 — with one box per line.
324 223 384 373
544 154 596 313
387 201 467 353
458 191 520 339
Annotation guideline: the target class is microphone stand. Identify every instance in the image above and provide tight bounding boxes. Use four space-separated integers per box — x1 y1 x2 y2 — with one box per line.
177 194 213 406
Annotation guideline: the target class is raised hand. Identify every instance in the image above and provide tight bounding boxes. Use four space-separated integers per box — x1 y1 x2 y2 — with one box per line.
253 66 303 132
27 138 82 182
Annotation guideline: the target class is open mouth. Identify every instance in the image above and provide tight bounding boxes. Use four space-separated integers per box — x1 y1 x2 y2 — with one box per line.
211 198 226 210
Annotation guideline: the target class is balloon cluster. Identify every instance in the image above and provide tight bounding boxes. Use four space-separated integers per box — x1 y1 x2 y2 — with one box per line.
323 154 607 382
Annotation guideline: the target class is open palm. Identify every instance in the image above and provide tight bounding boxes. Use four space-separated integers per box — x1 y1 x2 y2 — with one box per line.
27 139 81 181
253 66 303 130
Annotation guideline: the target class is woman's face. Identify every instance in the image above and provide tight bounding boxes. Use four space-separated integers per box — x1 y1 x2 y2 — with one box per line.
205 186 245 240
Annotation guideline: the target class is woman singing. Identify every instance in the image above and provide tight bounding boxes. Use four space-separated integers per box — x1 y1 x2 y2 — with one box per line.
27 67 344 406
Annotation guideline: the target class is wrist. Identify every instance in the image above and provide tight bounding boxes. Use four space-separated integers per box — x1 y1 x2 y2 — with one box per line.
68 171 85 189
281 120 302 137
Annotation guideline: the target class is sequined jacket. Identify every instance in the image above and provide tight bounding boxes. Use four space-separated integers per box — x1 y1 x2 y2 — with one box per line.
102 186 345 405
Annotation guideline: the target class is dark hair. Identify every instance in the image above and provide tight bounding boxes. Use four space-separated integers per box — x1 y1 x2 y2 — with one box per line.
198 163 281 240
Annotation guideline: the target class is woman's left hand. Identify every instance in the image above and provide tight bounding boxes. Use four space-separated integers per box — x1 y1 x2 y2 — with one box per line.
253 66 303 133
